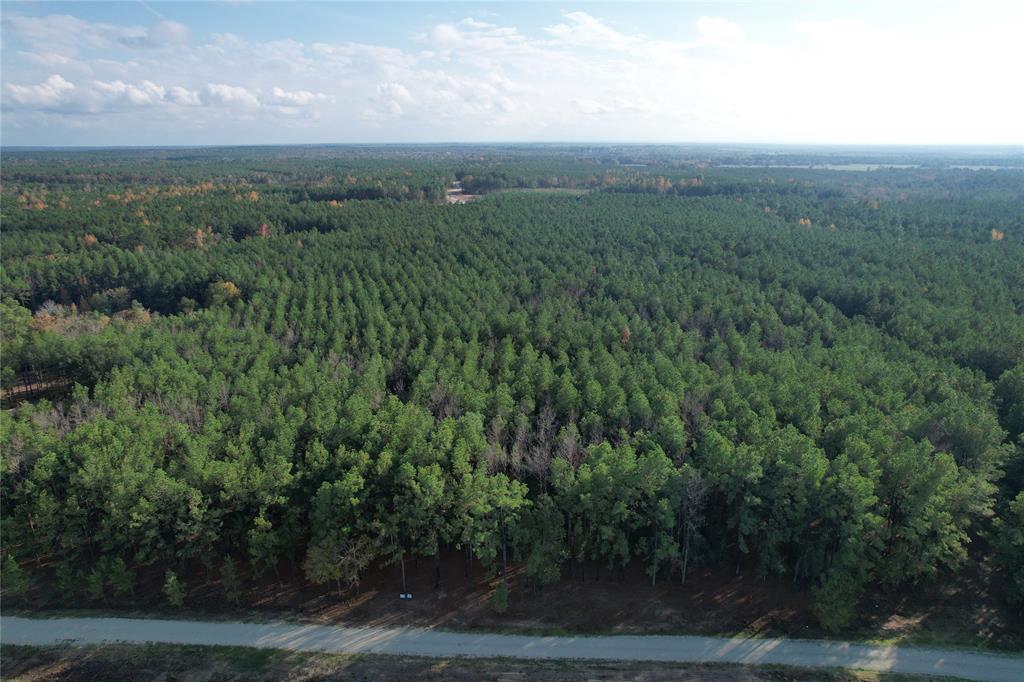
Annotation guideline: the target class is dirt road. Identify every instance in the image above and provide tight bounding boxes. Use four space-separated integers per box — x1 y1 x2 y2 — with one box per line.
2 616 1021 681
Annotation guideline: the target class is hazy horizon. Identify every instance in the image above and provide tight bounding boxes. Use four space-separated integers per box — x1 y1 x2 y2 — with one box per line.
3 142 1024 152
2 1 1023 147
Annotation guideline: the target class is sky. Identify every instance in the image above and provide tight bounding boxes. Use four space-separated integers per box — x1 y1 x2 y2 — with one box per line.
2 1 1022 146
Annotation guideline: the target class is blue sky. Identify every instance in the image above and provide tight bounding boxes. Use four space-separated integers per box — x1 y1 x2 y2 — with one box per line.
2 1 1022 146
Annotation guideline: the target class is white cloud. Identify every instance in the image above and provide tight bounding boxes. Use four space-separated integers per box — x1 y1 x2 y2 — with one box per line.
696 16 745 46
92 79 166 106
573 98 613 115
5 75 213 114
546 11 636 51
369 81 414 117
147 21 191 47
1 7 1021 144
420 19 544 68
169 86 202 106
459 18 496 30
4 74 75 107
311 41 414 73
613 96 655 114
17 51 75 67
795 18 867 43
267 86 328 106
428 24 463 49
205 83 260 107
362 68 530 125
2 14 189 56
572 96 656 117
377 82 413 103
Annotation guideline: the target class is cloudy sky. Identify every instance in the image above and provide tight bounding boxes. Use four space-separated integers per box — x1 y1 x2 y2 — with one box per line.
2 1 1022 146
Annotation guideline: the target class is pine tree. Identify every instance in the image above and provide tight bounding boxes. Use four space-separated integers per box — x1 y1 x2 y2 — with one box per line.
163 570 185 608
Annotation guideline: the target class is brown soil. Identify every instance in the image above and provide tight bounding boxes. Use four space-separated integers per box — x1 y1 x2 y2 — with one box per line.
854 557 1023 648
289 556 813 636
201 553 815 637
13 549 1021 649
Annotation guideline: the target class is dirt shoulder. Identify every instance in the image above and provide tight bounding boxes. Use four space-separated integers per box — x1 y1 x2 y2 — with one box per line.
8 552 1022 652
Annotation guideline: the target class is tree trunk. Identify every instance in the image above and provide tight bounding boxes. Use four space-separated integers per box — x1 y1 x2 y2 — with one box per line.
433 552 440 589
400 551 407 594
735 528 743 576
500 508 509 585
651 532 657 587
682 527 691 585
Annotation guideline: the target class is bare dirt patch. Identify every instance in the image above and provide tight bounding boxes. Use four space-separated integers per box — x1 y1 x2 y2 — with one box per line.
854 557 1022 649
446 191 480 204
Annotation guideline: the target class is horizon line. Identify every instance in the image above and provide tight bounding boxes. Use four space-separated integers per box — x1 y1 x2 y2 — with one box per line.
4 141 1024 151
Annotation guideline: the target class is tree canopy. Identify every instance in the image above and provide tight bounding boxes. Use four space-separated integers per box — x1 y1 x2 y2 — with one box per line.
2 145 1022 630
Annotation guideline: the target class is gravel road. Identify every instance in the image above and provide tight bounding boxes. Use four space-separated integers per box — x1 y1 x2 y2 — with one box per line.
2 616 1021 681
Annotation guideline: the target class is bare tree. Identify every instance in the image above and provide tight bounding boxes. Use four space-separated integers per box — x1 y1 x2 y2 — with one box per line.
525 403 556 486
679 467 707 585
509 418 529 478
486 415 506 474
556 420 585 470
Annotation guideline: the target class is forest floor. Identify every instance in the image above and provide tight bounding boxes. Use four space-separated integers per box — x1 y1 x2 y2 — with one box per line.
1 643 929 682
10 552 1022 652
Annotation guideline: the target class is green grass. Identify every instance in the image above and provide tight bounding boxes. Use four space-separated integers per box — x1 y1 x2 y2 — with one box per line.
859 632 1024 656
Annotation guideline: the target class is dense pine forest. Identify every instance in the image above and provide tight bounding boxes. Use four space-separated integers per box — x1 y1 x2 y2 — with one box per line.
1 145 1022 634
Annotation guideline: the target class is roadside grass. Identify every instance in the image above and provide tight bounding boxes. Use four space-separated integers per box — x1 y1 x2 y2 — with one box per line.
0 644 949 681
858 632 1024 657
